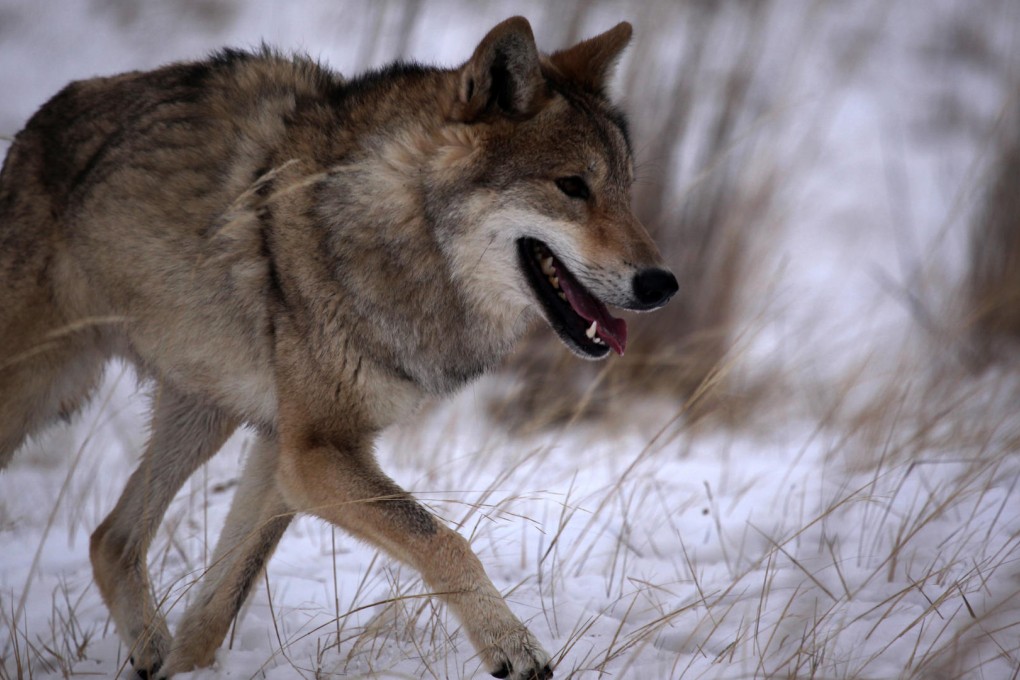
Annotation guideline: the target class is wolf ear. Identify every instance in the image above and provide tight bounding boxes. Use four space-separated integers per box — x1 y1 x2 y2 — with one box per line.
549 22 632 95
456 16 545 121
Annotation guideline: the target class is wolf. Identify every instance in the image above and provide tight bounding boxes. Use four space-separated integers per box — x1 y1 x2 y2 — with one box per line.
0 16 677 679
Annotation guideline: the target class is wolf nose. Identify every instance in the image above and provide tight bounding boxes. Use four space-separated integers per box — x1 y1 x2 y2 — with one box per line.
632 268 679 309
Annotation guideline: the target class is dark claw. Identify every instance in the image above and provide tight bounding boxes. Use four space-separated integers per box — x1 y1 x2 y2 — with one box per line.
492 660 553 679
526 663 553 680
131 656 161 680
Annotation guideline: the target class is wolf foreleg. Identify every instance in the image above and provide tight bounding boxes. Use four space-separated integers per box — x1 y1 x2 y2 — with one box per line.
276 438 553 680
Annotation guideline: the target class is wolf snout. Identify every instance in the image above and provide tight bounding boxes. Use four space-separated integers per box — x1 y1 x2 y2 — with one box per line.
632 268 678 310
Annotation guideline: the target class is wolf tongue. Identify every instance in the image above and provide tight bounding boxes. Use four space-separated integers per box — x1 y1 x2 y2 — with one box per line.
556 267 628 356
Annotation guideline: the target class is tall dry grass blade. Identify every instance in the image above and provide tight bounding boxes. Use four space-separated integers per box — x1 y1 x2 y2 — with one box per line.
966 93 1020 364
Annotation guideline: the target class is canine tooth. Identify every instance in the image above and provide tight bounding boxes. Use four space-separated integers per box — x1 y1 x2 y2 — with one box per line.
550 275 559 288
558 292 567 300
585 321 598 339
540 256 555 276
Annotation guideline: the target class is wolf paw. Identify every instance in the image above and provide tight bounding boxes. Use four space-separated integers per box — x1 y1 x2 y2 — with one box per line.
126 625 169 679
481 626 552 680
129 653 163 680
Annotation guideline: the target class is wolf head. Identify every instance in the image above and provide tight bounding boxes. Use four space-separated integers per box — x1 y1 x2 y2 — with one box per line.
435 17 677 360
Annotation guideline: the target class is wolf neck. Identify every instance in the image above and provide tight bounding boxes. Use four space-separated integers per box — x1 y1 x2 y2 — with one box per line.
311 176 526 395
277 76 530 397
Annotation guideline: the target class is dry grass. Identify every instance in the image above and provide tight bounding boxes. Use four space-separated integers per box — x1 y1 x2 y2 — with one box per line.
5 350 1019 679
966 90 1020 365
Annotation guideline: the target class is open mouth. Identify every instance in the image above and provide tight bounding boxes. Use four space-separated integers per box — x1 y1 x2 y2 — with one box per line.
517 237 627 359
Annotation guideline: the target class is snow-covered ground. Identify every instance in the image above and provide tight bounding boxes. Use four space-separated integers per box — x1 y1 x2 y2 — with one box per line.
2 2 1019 678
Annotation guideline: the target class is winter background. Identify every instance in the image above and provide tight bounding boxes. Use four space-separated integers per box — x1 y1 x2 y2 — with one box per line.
2 1 1019 678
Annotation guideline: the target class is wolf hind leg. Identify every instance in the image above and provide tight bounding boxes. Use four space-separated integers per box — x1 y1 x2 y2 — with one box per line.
89 384 237 679
158 435 292 677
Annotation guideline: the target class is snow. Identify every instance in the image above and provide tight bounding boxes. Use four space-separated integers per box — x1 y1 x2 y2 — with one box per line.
2 1 1019 679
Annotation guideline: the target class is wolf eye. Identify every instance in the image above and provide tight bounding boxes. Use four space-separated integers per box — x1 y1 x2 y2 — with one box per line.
555 176 590 201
